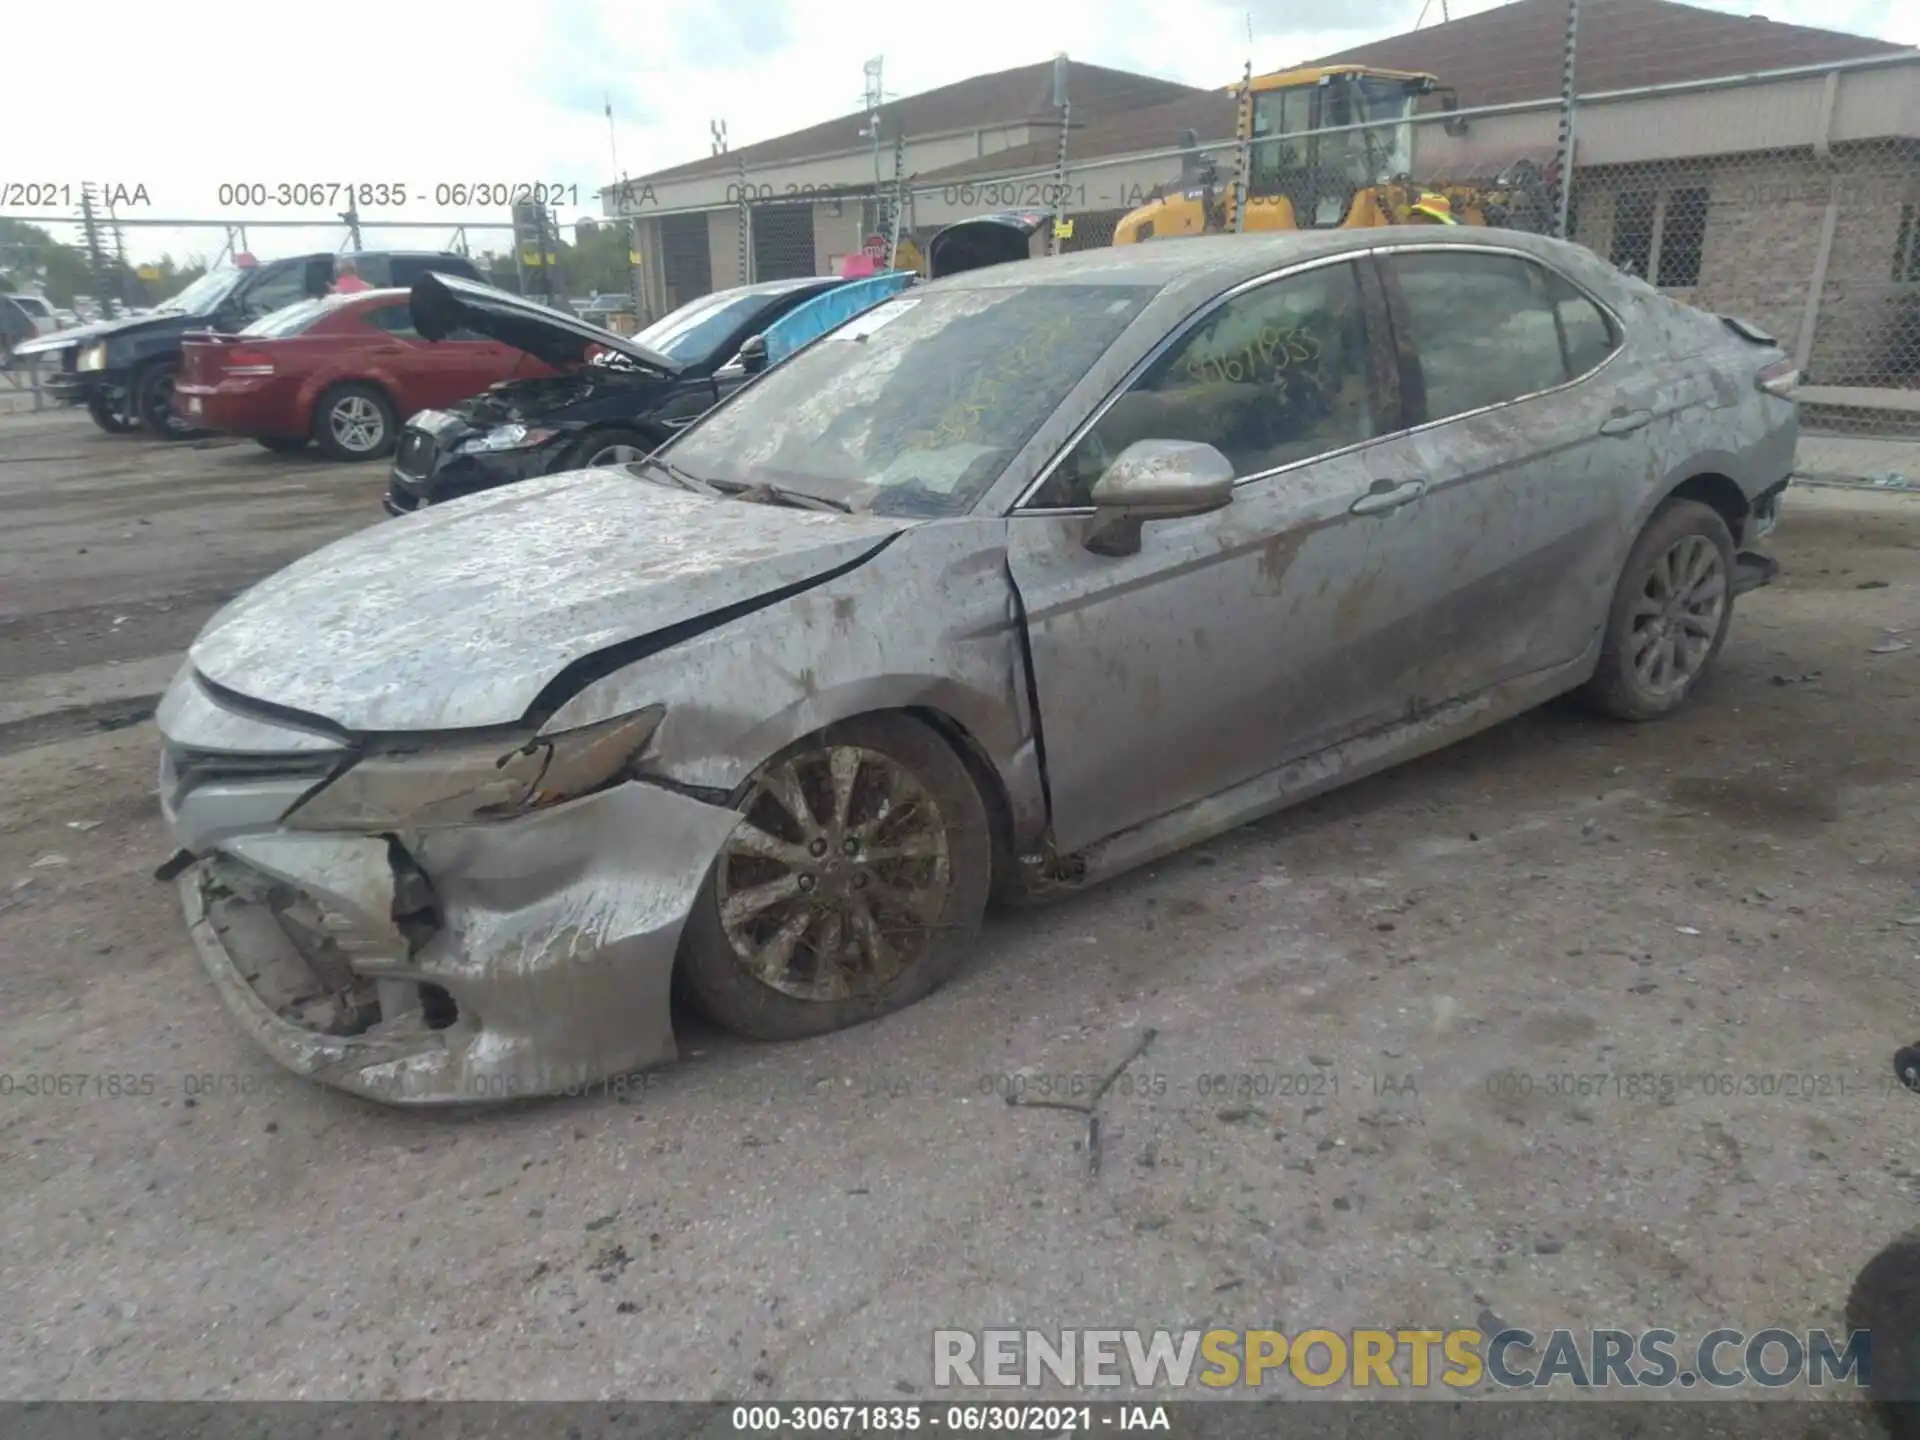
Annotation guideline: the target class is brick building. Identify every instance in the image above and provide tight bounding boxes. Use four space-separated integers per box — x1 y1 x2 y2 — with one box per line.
610 0 1918 388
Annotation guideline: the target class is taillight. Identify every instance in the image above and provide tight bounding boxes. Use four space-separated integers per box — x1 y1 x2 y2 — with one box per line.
224 347 275 376
1756 358 1798 397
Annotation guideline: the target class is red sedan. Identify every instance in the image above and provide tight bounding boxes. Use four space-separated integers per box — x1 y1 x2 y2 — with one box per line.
173 288 557 460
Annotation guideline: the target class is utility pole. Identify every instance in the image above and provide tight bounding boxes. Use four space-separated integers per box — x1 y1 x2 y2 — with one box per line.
1230 55 1254 233
735 149 752 285
340 206 363 252
887 128 908 268
860 58 886 210
1047 54 1071 256
1552 0 1580 239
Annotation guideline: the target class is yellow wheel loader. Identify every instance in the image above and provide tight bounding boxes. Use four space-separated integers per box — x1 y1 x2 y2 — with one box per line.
1112 64 1553 243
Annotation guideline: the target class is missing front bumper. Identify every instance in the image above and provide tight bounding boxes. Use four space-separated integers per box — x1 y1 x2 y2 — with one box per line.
174 781 744 1106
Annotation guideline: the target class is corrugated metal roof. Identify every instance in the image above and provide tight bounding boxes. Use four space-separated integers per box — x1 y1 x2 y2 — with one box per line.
630 59 1205 185
912 0 1906 184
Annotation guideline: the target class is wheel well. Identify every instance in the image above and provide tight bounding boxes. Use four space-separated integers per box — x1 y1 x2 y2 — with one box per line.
576 423 668 458
1665 472 1749 544
904 707 1021 905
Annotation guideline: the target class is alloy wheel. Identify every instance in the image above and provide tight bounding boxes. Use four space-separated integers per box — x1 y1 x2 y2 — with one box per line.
329 395 386 454
715 745 953 1002
1630 533 1726 696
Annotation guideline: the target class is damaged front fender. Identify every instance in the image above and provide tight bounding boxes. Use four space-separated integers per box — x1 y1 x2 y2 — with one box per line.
182 778 743 1105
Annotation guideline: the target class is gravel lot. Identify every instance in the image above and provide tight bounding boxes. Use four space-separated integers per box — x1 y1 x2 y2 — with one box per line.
1 408 1917 1404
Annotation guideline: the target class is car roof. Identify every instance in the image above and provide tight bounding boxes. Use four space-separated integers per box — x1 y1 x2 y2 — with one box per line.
925 227 1604 308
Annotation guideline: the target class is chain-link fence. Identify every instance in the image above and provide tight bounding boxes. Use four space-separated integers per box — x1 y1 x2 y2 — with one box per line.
627 51 1918 442
1570 139 1920 435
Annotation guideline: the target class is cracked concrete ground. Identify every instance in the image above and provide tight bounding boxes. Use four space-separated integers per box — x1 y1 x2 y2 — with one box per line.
0 409 1917 1402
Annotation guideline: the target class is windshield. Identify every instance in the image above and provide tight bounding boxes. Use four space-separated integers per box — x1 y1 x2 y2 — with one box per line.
240 298 333 338
636 289 787 363
663 283 1155 517
1337 76 1416 182
161 268 246 315
11 296 52 318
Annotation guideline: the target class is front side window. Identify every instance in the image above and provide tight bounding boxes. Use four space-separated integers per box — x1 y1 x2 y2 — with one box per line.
664 283 1155 516
1029 261 1377 509
239 266 311 320
1388 252 1611 423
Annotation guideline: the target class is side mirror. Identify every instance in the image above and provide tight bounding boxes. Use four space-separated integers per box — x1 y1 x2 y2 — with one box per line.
737 334 769 375
1084 439 1235 557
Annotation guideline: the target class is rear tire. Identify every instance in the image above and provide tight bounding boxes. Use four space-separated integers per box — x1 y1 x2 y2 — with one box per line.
679 713 992 1042
568 425 659 470
255 436 308 453
311 383 396 461
1578 499 1736 722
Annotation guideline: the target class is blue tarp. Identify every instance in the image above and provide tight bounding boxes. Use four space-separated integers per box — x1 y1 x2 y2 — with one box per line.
761 271 915 365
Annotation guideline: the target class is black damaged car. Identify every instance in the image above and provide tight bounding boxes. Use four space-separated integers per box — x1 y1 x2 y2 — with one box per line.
385 272 847 514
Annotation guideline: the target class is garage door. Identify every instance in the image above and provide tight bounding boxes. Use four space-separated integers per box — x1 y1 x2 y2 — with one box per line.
659 214 713 311
751 203 817 282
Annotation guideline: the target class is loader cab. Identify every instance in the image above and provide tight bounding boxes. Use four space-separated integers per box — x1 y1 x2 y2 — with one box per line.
1243 65 1434 227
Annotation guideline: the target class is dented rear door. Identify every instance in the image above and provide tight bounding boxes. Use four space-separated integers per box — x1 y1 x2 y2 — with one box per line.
1366 246 1648 706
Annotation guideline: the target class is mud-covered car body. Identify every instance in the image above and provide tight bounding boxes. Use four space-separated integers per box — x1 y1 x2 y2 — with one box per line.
156 228 1795 1105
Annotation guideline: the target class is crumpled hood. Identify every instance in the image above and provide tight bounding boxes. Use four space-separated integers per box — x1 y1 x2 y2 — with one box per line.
189 470 907 733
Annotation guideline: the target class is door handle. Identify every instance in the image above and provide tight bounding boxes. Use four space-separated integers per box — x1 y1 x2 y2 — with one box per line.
1601 408 1653 436
1349 479 1427 516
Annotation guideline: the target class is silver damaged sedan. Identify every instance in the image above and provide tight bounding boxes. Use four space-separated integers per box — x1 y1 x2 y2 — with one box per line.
155 229 1798 1104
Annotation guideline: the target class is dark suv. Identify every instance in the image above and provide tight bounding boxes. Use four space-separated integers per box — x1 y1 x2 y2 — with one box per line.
14 251 483 437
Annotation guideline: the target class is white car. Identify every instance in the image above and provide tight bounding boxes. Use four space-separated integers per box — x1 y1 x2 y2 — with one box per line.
5 294 60 336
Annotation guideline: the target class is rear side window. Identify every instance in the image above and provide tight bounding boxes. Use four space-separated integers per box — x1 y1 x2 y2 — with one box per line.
1551 272 1619 379
366 304 421 338
1387 251 1614 424
368 302 486 343
240 298 332 337
350 255 394 287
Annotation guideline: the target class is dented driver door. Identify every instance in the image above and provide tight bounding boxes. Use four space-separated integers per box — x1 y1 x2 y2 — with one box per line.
1006 258 1440 856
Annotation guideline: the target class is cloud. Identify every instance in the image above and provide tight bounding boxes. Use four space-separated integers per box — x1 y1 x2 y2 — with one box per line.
666 0 796 68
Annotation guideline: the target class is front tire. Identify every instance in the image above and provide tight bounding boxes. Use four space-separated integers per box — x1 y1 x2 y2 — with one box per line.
679 714 992 1041
1579 499 1736 721
134 362 199 440
87 386 140 434
311 383 396 461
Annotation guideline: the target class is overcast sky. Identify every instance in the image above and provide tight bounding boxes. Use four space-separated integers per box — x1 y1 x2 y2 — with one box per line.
8 0 1913 269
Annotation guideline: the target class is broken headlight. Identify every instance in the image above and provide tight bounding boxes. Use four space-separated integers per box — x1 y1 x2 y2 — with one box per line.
282 706 665 832
458 423 560 453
